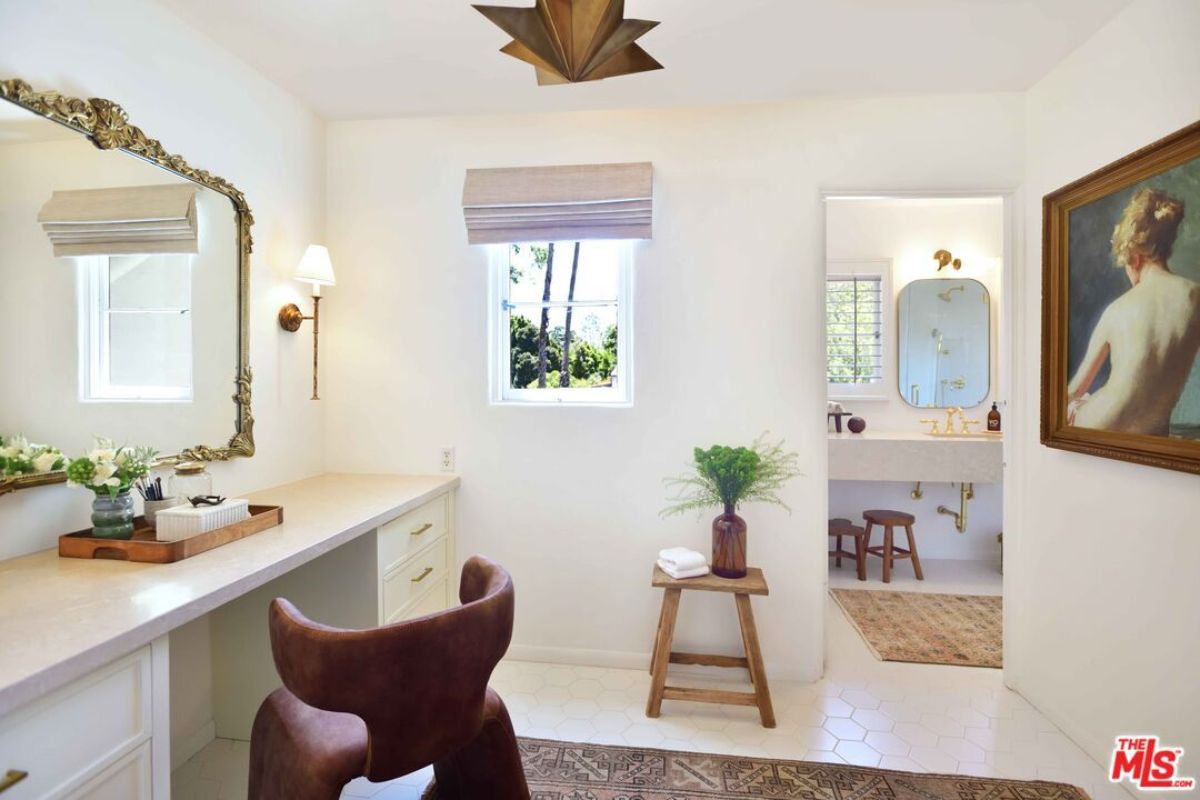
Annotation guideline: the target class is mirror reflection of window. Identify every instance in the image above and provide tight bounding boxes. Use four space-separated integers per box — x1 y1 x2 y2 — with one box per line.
897 278 990 408
78 253 193 402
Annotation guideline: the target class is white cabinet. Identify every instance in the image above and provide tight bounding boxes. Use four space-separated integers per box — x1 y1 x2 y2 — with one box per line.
377 491 455 623
0 640 168 800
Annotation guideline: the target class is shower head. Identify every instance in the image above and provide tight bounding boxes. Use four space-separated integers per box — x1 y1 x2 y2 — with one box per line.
937 285 965 302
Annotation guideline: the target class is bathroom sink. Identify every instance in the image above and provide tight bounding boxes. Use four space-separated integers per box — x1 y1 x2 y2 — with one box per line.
923 432 1002 440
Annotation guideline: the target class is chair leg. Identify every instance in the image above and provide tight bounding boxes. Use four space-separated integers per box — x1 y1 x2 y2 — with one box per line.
433 690 530 800
835 535 843 567
882 525 893 583
905 524 924 580
855 534 867 581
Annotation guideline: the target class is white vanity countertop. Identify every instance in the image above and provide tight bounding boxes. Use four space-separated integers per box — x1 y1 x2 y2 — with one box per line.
828 431 1003 483
0 473 459 717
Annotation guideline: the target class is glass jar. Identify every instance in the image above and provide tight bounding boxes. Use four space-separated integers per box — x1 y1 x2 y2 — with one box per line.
169 462 212 501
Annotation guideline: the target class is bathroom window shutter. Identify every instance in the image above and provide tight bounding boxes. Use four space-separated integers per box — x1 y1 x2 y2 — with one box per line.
826 276 883 385
462 162 652 245
38 183 199 257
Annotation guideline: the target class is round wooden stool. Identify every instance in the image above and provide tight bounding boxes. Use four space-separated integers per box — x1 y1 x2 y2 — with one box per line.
862 509 923 583
828 518 867 581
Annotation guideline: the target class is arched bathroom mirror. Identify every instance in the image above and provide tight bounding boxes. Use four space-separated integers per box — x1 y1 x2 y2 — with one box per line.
897 278 990 408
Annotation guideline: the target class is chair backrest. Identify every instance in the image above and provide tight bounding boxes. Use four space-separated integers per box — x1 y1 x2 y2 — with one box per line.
267 555 515 781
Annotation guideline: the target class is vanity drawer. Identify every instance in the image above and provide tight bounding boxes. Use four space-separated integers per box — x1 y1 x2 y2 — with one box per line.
65 743 152 800
381 538 448 622
378 494 448 574
0 648 151 800
386 577 450 624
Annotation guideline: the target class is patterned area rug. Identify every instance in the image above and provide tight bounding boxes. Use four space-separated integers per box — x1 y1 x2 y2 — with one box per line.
831 589 1002 668
511 738 1087 799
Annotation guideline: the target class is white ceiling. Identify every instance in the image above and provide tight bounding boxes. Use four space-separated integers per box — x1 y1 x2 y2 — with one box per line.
153 0 1130 120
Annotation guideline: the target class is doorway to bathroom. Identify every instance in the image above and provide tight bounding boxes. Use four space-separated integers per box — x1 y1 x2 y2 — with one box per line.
822 192 1013 674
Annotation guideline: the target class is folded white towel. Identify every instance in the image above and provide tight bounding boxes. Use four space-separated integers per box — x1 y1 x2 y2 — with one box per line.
657 559 710 580
658 547 707 571
827 400 845 414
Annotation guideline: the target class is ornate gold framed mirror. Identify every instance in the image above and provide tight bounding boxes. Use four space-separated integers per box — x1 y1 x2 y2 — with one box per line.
0 78 254 496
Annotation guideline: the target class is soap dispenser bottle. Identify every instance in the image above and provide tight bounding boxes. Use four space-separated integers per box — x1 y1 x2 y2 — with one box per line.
988 402 1002 432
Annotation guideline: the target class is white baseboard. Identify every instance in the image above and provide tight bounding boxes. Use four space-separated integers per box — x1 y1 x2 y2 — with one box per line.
1004 677 1135 798
171 719 216 771
505 643 811 682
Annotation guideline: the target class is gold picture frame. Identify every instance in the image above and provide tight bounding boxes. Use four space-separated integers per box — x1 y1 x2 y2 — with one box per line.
0 77 255 496
1042 120 1200 474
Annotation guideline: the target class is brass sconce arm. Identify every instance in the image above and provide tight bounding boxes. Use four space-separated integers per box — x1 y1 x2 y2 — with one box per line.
279 295 322 400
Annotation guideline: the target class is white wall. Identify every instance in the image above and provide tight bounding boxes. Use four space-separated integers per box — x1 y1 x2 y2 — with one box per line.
324 94 1024 680
0 0 327 763
826 199 1005 430
1007 0 1200 768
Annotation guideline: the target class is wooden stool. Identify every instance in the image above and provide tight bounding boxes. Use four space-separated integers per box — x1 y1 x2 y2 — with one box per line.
646 566 775 728
863 509 923 583
828 518 868 581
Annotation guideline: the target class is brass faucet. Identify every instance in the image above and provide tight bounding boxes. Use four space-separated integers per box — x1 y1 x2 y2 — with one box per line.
919 418 941 435
944 406 963 434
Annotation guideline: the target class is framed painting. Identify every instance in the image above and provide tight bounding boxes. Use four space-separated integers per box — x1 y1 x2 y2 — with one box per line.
1043 120 1200 474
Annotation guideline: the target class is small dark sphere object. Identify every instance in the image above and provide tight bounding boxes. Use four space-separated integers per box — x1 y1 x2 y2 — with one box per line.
847 416 867 434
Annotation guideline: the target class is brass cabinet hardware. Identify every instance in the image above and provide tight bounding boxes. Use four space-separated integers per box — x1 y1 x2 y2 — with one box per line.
410 522 433 537
411 567 434 583
0 770 28 794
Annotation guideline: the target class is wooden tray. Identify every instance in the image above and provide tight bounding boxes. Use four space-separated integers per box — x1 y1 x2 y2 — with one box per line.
59 504 283 563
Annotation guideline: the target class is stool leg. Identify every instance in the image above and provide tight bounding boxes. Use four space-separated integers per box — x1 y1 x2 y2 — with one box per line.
905 524 924 580
855 534 867 581
734 593 775 728
646 588 681 718
882 525 894 583
649 595 669 675
835 535 843 567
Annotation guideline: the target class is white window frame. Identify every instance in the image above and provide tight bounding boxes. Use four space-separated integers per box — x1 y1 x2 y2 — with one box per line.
77 255 194 403
826 258 892 401
488 242 634 407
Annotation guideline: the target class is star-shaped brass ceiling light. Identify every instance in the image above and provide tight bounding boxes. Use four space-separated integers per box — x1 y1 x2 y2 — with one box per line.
473 0 663 85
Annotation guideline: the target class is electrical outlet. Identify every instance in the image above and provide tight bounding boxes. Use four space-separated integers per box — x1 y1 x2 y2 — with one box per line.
440 447 456 472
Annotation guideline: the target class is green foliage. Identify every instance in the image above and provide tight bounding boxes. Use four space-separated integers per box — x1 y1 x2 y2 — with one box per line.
510 314 562 388
65 438 157 498
662 433 802 517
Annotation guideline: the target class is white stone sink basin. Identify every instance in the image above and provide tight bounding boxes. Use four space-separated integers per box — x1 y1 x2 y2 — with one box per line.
829 430 1002 483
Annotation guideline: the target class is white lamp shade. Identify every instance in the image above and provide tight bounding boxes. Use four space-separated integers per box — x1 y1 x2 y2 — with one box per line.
293 244 336 286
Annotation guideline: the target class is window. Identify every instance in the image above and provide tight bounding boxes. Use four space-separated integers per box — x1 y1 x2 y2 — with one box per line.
826 260 889 398
490 241 633 405
78 254 193 402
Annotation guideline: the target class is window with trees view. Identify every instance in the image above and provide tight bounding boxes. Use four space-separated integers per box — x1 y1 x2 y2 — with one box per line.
491 240 632 405
826 269 887 395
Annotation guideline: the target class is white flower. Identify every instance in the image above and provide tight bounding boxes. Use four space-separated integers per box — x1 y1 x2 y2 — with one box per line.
102 477 121 488
89 448 116 463
31 451 60 473
92 461 118 486
0 435 28 459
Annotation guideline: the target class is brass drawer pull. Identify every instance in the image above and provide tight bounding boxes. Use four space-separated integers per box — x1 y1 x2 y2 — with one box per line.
410 522 433 537
411 567 434 583
0 770 28 794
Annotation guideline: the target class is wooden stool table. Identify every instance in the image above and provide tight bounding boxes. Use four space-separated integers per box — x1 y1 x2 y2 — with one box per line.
646 565 775 728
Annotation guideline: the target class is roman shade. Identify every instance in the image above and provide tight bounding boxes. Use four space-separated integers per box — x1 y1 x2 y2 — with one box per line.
38 183 199 257
462 162 652 245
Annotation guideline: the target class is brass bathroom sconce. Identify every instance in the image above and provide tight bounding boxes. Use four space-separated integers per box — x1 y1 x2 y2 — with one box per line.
933 249 962 271
278 245 335 400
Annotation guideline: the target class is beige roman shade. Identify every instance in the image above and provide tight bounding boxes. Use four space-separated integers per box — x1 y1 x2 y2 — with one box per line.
38 183 199 257
463 162 652 245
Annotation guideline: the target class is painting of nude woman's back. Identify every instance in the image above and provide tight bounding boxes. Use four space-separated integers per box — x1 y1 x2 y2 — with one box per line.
1044 121 1200 474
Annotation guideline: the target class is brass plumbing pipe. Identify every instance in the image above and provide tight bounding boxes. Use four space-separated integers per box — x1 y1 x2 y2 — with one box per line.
937 482 974 533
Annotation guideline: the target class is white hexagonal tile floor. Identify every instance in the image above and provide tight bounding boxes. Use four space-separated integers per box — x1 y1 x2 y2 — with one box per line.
172 560 1127 800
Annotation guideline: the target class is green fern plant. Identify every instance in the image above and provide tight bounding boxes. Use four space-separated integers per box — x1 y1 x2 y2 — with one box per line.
662 433 802 517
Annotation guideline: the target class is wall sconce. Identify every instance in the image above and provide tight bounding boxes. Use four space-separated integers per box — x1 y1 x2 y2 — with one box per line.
278 245 335 400
933 249 962 271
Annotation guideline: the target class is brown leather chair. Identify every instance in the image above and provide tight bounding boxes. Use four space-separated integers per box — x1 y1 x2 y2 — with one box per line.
248 556 530 800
